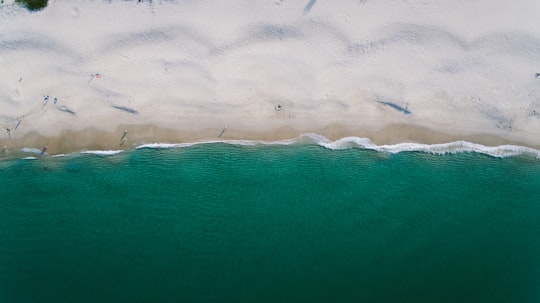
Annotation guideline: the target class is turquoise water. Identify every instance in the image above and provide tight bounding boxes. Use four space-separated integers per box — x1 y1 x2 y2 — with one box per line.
1 143 539 303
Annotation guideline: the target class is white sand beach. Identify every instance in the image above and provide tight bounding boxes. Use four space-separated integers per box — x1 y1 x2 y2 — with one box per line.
1 0 540 153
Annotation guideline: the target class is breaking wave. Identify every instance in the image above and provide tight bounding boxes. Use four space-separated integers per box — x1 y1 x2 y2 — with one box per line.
136 133 540 159
7 133 539 160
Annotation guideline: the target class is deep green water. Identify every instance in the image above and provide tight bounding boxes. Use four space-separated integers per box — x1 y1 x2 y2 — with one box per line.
1 144 539 303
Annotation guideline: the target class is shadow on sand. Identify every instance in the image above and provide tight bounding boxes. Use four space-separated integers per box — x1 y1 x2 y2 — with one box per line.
377 100 411 115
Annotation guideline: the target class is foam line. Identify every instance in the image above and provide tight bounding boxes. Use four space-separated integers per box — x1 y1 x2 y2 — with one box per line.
20 148 43 154
136 133 540 159
80 150 124 156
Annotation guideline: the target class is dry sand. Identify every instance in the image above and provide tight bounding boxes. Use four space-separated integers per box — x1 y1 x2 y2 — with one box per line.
1 0 540 154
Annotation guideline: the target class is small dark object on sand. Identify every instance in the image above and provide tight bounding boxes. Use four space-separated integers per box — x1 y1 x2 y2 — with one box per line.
218 126 227 138
40 145 48 156
41 95 49 109
535 73 540 78
14 119 22 131
121 129 128 141
377 100 412 114
16 0 48 11
88 73 102 84
303 0 317 14
112 105 138 114
59 106 76 115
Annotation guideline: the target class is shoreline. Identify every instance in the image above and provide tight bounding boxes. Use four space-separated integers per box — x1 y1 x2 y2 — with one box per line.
1 123 539 157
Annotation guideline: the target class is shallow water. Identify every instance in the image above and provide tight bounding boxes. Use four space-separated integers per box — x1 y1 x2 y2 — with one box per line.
1 143 539 302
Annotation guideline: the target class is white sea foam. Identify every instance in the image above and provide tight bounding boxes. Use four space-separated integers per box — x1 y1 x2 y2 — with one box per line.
136 143 198 149
20 147 48 156
14 135 540 160
20 148 43 154
319 138 540 159
135 134 540 159
136 138 299 150
80 150 123 156
310 134 540 159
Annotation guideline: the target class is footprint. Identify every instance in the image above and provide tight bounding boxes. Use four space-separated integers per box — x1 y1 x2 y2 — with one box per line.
10 88 20 101
70 7 79 18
